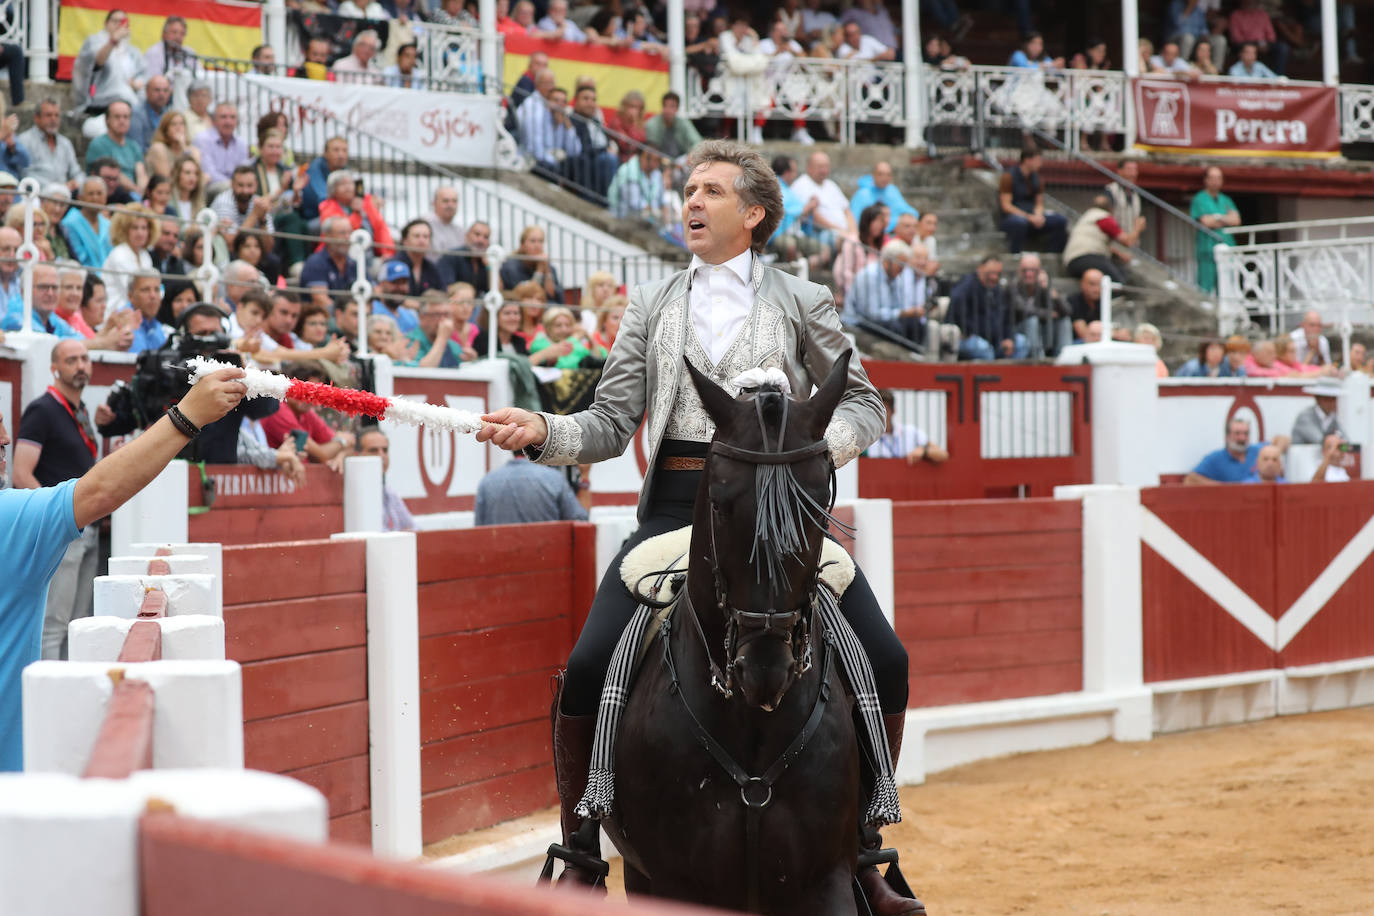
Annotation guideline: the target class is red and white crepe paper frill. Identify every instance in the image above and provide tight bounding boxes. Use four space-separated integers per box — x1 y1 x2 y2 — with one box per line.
188 357 486 433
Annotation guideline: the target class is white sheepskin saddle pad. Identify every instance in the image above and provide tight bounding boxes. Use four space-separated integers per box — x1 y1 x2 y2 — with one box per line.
620 526 856 603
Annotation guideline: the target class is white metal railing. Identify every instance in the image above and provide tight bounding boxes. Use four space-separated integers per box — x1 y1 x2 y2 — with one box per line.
1227 214 1374 246
1215 230 1374 334
419 23 502 96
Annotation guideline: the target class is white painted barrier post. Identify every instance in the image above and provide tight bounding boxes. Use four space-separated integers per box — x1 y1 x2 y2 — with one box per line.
110 462 190 556
844 499 894 628
332 530 421 859
1056 341 1161 487
127 543 224 615
344 455 385 533
68 616 226 662
93 574 220 618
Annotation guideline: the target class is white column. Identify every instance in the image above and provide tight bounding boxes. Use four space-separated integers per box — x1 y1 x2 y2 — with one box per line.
332 531 421 859
29 0 51 84
266 0 289 64
1121 0 1140 148
902 0 924 150
1321 0 1339 86
1056 341 1161 487
846 499 894 628
110 461 190 557
667 0 686 100
1338 371 1373 478
479 0 499 95
343 456 385 533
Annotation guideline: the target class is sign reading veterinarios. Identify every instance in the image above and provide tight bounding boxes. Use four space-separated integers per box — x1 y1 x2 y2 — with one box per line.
1133 78 1339 159
241 74 501 167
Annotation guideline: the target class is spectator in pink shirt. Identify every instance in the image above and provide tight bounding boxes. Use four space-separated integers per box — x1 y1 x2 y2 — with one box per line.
1228 0 1287 74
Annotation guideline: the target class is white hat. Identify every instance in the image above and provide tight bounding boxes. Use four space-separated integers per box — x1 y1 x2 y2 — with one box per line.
1302 379 1343 398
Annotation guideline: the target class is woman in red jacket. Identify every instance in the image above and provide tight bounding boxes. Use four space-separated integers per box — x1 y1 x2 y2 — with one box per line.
316 169 395 258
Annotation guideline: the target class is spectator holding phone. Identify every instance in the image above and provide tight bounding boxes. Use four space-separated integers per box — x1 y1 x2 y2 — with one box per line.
258 363 353 472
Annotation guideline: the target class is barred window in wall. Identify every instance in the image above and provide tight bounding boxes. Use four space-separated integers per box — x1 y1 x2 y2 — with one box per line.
979 390 1073 459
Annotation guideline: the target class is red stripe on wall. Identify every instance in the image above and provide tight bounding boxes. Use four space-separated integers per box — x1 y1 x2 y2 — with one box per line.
60 0 262 27
504 34 668 70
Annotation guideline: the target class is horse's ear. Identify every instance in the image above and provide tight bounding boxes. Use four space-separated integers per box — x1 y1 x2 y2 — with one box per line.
804 349 852 438
685 358 740 429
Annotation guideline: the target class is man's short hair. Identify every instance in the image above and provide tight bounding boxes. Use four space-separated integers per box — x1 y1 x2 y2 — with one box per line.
356 427 387 452
90 156 121 174
251 44 271 59
1019 146 1039 163
238 288 273 314
879 239 911 263
979 254 1002 267
163 15 188 30
322 215 353 236
232 164 257 181
353 29 381 49
1227 416 1251 434
662 90 681 106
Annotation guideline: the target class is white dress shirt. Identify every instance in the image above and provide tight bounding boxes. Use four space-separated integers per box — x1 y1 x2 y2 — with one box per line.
688 249 754 365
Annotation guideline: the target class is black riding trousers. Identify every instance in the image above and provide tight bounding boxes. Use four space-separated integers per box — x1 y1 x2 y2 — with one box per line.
561 467 910 717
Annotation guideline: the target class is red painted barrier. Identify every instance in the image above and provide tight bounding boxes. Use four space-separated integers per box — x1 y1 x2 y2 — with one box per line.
82 678 155 779
893 499 1084 706
139 814 722 916
861 363 1092 500
222 539 372 845
189 466 345 546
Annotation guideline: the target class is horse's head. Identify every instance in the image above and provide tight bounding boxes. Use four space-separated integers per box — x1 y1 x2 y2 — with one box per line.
685 351 851 712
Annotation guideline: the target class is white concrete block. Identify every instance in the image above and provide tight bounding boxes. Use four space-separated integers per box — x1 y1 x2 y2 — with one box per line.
23 660 243 775
128 542 223 614
1151 672 1280 733
93 574 219 618
1279 658 1374 715
111 461 189 556
69 616 226 662
125 769 328 842
107 554 212 577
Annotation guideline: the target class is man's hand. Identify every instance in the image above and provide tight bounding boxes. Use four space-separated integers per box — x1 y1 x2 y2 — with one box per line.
1272 434 1292 453
904 445 926 465
176 367 247 428
275 439 306 486
477 407 549 451
94 403 115 426
1028 212 1046 229
318 335 348 362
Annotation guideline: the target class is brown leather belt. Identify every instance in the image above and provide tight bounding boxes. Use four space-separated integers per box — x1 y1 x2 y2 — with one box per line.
659 456 706 471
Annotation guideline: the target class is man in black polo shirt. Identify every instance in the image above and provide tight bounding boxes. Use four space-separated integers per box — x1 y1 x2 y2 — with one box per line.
12 339 101 659
997 148 1068 254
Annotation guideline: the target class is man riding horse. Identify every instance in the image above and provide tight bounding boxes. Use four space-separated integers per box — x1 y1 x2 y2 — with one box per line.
478 140 918 915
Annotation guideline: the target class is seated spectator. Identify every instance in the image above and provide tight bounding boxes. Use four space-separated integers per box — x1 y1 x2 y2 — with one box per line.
1185 416 1289 484
52 264 94 338
591 294 624 355
833 203 886 308
1 262 81 337
367 313 419 362
156 276 198 327
328 297 362 354
1063 194 1131 285
1176 338 1242 377
1191 39 1220 75
580 270 619 335
1067 268 1105 341
183 79 214 140
1274 335 1331 377
798 0 837 47
384 42 425 90
424 187 463 257
292 301 352 386
102 205 159 313
1292 379 1343 445
333 31 384 84
229 289 273 360
683 13 721 79
123 270 170 353
849 162 916 234
1008 253 1071 359
948 255 1026 360
512 281 547 343
194 103 251 190
432 0 479 27
999 148 1067 254
789 151 857 248
533 0 589 42
143 15 196 79
474 452 589 525
439 221 493 294
19 100 83 191
1349 341 1367 373
839 0 898 52
474 301 531 356
608 148 669 222
912 211 940 274
621 9 666 53
1290 309 1331 367
169 153 207 221
130 75 172 152
371 261 421 335
835 21 895 61
446 283 480 360
1134 323 1170 377
1167 0 1227 64
529 305 594 368
866 389 949 464
79 274 110 336
72 10 146 113
509 48 550 114
261 364 352 471
392 220 445 296
89 156 133 206
356 429 416 531
517 75 584 180
1244 444 1287 483
141 173 173 218
85 102 144 194
61 179 113 270
1222 336 1251 376
605 91 648 163
645 91 703 162
301 137 349 223
0 107 28 179
231 229 281 287
301 216 362 309
237 421 307 487
405 292 465 368
1229 41 1278 78
249 130 300 244
568 85 619 198
1009 32 1063 70
845 240 926 349
211 164 275 239
1229 0 1285 75
1242 339 1292 378
1149 40 1197 76
500 226 564 303
768 154 831 271
298 36 333 82
220 258 267 324
318 170 395 259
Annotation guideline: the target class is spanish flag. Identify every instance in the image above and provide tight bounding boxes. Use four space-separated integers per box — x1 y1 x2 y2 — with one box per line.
503 34 669 118
57 0 263 80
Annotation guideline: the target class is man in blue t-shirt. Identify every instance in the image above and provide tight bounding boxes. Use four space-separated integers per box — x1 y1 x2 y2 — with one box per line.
1185 416 1291 484
0 365 248 771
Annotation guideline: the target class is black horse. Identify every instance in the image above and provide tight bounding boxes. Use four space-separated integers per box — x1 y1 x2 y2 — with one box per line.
596 353 878 914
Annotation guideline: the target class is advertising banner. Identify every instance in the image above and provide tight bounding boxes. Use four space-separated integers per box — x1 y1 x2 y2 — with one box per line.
1133 77 1339 158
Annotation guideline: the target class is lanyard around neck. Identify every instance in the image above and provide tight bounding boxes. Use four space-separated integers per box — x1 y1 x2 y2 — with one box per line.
47 387 98 459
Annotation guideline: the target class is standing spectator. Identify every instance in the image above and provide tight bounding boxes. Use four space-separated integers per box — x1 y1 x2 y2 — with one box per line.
61 178 113 269
211 164 275 238
500 225 564 303
440 221 492 294
405 294 465 368
19 101 83 190
866 389 949 464
85 102 145 194
1008 253 1071 359
130 76 173 151
125 271 169 353
998 148 1067 254
474 453 589 525
1009 32 1064 70
849 161 917 234
1229 41 1278 78
357 429 416 531
333 31 385 82
844 239 926 349
789 151 858 248
608 148 668 223
384 43 426 90
143 16 196 78
1167 0 1224 62
72 10 147 113
1229 0 1286 75
318 170 395 259
645 91 704 162
1190 166 1239 293
301 217 361 310
194 103 251 189
568 85 619 198
301 136 349 223
833 203 886 308
2 261 81 337
102 205 159 313
1185 416 1289 484
605 91 649 163
1063 194 1132 285
835 21 895 61
392 220 445 296
424 187 464 257
1176 339 1242 377
1105 160 1147 249
1291 310 1332 367
12 340 101 658
1149 40 1198 76
949 255 1025 360
533 0 589 42
1291 379 1344 445
145 111 199 181
472 301 529 356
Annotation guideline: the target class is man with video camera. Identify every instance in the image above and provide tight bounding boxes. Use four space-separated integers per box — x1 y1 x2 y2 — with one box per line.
97 301 279 462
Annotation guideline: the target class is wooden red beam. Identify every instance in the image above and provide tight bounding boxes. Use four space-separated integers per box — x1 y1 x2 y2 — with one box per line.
82 677 155 779
117 621 163 663
138 589 168 620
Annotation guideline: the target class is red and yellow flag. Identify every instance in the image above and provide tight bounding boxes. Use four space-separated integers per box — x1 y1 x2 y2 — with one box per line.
57 0 263 80
503 34 669 118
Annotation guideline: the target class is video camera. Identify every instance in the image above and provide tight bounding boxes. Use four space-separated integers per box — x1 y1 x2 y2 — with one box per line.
101 330 242 434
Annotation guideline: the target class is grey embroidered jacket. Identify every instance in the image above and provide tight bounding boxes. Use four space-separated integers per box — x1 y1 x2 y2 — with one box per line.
534 256 884 521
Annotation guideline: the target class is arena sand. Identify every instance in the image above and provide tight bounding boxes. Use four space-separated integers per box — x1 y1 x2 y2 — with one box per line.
430 707 1374 914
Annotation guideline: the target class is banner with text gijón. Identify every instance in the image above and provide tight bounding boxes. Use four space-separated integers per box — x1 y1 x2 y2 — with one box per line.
1133 78 1339 158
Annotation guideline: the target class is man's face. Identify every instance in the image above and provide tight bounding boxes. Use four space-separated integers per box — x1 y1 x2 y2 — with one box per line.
574 88 598 117
130 277 162 318
156 220 179 254
873 162 892 189
186 313 222 337
662 96 679 123
99 167 122 195
977 259 1003 288
404 222 431 252
36 103 61 135
549 0 567 23
325 222 351 257
1204 167 1224 193
1022 154 1041 175
909 246 928 273
398 45 418 72
433 189 458 223
1302 312 1322 339
806 152 830 183
843 23 862 49
1254 445 1282 479
549 90 568 111
1352 342 1366 367
188 87 211 115
232 171 257 205
79 179 107 208
381 278 409 296
359 431 390 474
1018 257 1041 287
1226 420 1251 453
516 4 535 28
0 229 18 275
529 51 549 75
32 266 59 315
268 298 299 335
466 222 490 251
882 258 904 279
1241 44 1258 66
640 151 661 174
215 105 238 138
535 70 556 99
106 103 132 140
355 37 378 64
163 19 187 47
1081 270 1102 301
52 340 92 391
254 47 276 70
336 301 360 337
421 302 454 337
324 139 349 171
893 213 917 244
1120 160 1139 184
146 76 172 110
771 21 788 45
683 161 761 263
1161 43 1179 64
307 40 331 64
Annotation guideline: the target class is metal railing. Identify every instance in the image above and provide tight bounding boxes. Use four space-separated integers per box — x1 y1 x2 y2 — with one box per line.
196 53 479 96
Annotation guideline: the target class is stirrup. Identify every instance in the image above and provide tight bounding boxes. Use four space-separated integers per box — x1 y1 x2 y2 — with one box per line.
537 821 610 888
855 844 925 916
